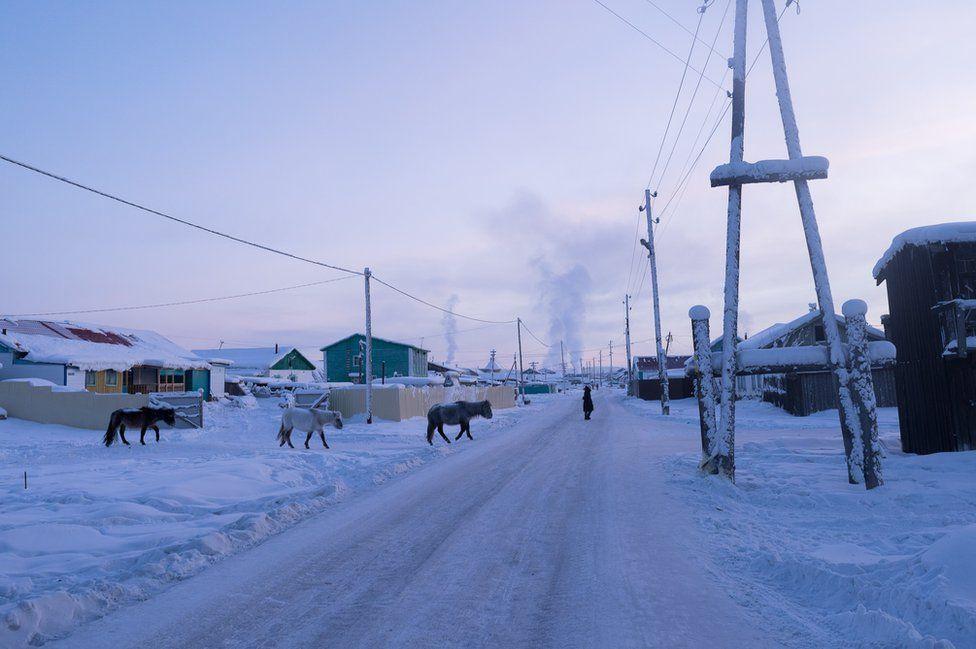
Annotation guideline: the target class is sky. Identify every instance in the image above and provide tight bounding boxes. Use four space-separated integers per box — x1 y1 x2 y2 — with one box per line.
2 0 975 371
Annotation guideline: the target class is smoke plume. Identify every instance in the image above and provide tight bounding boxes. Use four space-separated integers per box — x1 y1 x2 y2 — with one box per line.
531 258 591 371
442 294 459 365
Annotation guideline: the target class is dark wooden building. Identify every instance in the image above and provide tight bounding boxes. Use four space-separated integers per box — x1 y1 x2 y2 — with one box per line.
742 308 895 415
631 355 694 401
874 222 976 454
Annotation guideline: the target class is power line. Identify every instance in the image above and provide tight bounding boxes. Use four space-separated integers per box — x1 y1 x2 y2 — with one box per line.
370 275 515 325
519 320 551 348
0 154 364 277
588 0 727 93
651 0 731 194
654 3 792 238
1 275 353 318
640 0 728 59
643 4 706 191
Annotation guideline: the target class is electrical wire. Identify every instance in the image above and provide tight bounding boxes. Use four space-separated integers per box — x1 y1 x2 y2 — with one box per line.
588 0 727 93
1 275 353 318
370 274 515 325
0 154 364 277
640 0 727 59
519 320 551 348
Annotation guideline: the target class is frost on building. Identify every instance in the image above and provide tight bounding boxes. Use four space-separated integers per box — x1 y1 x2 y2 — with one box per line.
0 319 214 396
874 222 976 453
738 307 895 416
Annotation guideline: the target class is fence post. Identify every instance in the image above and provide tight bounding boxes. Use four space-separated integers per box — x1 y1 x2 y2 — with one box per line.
690 306 721 474
843 299 884 489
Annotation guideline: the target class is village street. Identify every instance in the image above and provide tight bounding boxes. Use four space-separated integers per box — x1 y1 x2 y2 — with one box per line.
52 392 785 649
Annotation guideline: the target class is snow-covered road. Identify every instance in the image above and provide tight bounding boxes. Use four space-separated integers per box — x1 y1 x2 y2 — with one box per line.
54 391 781 648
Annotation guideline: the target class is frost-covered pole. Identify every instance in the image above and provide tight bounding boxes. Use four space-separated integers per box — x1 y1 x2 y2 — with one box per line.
516 318 526 405
843 299 884 489
599 350 603 388
760 0 862 484
364 267 373 424
641 189 670 415
690 305 720 472
608 340 613 384
715 0 750 482
560 341 566 379
624 295 634 395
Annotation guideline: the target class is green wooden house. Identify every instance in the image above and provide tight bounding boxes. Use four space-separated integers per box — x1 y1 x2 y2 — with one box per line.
321 334 428 383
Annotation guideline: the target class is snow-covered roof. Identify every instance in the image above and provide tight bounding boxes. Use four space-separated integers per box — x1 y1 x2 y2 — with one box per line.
191 347 312 372
320 334 428 353
739 311 885 351
0 319 210 372
873 222 976 280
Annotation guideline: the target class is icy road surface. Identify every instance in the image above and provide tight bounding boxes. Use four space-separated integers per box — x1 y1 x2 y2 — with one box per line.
55 391 781 648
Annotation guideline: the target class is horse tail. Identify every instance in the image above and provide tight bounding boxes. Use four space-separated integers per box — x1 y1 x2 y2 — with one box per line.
104 410 122 447
277 422 288 445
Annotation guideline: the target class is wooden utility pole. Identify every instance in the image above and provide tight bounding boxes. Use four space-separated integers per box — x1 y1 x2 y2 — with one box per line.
608 340 613 385
599 350 603 388
516 318 526 404
624 295 634 394
641 189 670 415
363 267 373 424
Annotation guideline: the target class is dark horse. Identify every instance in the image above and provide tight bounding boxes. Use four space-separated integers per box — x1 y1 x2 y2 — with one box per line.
426 400 493 445
104 406 177 447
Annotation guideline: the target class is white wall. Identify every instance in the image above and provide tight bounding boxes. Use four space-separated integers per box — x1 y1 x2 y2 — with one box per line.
210 364 227 398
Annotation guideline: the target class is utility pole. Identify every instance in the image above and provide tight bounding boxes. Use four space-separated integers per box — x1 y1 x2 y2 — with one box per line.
363 267 373 424
599 350 603 388
609 340 614 385
624 295 634 395
640 189 670 415
489 348 497 384
516 318 526 404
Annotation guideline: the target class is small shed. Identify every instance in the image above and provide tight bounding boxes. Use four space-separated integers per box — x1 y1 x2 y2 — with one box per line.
874 222 976 453
631 355 695 401
192 346 318 382
321 334 428 383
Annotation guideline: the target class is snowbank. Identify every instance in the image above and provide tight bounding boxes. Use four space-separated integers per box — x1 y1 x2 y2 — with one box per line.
0 395 541 646
624 397 976 647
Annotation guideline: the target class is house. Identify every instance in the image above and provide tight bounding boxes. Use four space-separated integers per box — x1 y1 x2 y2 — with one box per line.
321 334 428 383
0 319 214 397
192 345 318 382
631 355 695 400
874 222 976 453
738 306 895 416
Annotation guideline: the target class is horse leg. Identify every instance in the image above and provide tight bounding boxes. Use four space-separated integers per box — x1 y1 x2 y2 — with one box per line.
286 430 295 449
304 431 313 449
465 421 473 441
153 424 161 442
119 423 130 446
140 424 149 445
454 420 466 441
426 421 436 445
319 430 329 449
437 423 451 444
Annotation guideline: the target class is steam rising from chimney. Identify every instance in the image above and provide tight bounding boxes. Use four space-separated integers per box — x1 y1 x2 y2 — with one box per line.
442 294 459 365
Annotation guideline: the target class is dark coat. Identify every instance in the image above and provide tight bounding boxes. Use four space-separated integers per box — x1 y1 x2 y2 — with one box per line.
582 387 594 413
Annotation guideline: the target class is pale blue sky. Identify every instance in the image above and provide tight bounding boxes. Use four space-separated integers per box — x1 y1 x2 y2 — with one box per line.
2 1 974 368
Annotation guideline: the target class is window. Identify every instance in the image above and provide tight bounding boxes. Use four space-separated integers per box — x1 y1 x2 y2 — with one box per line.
85 371 96 387
105 370 118 387
814 325 826 342
353 354 361 367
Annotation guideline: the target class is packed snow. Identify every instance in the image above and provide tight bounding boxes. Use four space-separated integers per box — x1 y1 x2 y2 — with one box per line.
710 155 829 187
624 396 976 648
0 396 529 646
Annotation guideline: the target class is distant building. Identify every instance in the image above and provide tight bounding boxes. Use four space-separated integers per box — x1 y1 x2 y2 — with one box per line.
321 334 428 383
192 345 318 382
631 355 695 401
0 319 214 397
874 222 976 453
633 355 692 380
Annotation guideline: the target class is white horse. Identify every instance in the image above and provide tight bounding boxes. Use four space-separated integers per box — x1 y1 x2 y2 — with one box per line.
277 406 343 449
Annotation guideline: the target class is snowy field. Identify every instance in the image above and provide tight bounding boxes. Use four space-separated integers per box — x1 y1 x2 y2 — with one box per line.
625 397 976 648
0 395 537 647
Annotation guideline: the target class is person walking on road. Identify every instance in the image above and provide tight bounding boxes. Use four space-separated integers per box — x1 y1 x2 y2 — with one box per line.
582 385 594 420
